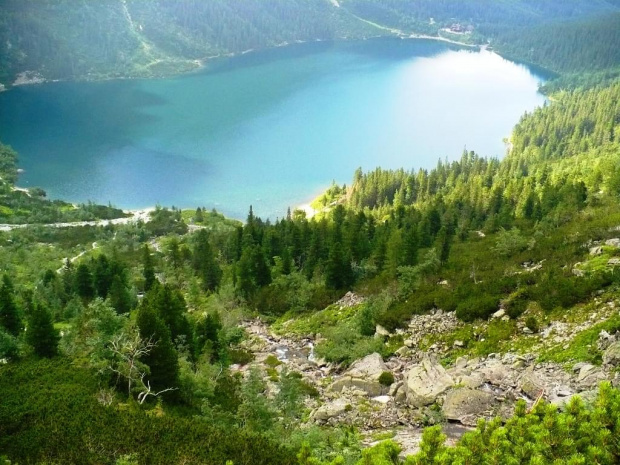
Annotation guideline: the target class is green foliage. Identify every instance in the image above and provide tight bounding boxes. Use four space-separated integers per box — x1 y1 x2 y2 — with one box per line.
136 302 179 397
0 359 295 464
0 275 21 336
315 323 385 366
26 301 59 358
407 384 620 464
378 371 394 387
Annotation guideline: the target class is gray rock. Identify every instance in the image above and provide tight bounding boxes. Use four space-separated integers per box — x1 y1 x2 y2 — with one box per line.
605 238 620 248
455 356 468 370
375 324 390 337
328 353 390 396
589 246 603 256
576 364 596 381
519 368 546 399
481 361 513 387
492 309 506 319
406 355 454 407
442 388 494 422
311 398 350 421
603 341 620 366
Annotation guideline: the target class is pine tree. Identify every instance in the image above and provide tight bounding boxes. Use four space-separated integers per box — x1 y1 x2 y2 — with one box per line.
0 275 21 336
385 227 404 278
142 244 156 292
192 230 222 292
194 312 222 360
93 254 113 298
26 302 59 358
75 263 95 301
108 274 132 314
136 303 179 396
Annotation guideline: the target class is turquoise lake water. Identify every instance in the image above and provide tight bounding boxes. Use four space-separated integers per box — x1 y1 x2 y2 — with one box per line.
0 39 548 219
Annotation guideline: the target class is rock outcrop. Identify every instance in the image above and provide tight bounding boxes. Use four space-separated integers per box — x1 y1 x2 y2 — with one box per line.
603 340 620 366
329 353 390 396
405 355 454 407
442 388 495 424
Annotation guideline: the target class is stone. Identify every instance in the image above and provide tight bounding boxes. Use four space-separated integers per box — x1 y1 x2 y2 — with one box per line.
603 341 620 366
311 398 350 422
605 238 620 248
371 395 392 404
589 246 603 256
405 355 454 407
480 361 513 386
442 388 494 422
395 346 411 357
453 340 465 348
576 364 596 381
328 353 390 396
404 339 415 348
608 258 620 267
455 356 468 370
375 325 390 337
492 309 506 319
519 368 546 399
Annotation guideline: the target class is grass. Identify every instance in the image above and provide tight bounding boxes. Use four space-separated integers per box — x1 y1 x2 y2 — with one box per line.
539 313 620 366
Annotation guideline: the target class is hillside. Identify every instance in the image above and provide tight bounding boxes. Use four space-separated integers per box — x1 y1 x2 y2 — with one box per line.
1 79 620 463
1 0 619 88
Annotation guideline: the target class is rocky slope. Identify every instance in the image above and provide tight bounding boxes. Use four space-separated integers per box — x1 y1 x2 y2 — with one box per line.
235 292 620 456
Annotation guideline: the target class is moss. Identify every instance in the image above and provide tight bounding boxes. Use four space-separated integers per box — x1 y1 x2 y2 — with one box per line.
378 371 395 387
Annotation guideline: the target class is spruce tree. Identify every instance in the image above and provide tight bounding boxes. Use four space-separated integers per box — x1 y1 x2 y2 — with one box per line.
136 303 179 396
108 274 132 314
26 302 59 358
192 230 222 292
75 263 95 301
93 254 113 298
0 275 21 336
142 244 156 292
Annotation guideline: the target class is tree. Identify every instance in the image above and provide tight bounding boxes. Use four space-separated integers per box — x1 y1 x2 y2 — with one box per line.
146 284 190 343
108 274 133 314
136 303 179 396
194 312 223 361
142 244 156 292
0 275 21 336
75 263 95 301
108 330 177 404
192 230 222 292
26 302 59 358
93 254 113 298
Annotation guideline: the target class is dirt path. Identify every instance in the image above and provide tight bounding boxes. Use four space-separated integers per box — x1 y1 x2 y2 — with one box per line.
0 208 154 232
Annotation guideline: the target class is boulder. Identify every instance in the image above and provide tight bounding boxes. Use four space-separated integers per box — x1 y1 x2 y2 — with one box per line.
311 398 350 422
605 238 620 248
328 353 390 396
603 341 620 366
375 325 390 337
518 368 545 399
405 355 454 407
480 361 514 387
442 388 495 422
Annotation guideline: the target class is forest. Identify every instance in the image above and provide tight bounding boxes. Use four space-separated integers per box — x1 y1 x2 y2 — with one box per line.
1 78 620 464
2 1 620 463
1 0 619 88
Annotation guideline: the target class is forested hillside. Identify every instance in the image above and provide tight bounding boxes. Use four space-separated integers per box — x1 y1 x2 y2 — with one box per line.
1 0 619 87
2 77 620 464
0 0 370 85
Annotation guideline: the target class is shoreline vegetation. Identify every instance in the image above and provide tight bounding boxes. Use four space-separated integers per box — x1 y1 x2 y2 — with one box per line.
3 35 481 92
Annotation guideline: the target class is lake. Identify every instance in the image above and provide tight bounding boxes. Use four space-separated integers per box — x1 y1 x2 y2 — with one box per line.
0 39 548 219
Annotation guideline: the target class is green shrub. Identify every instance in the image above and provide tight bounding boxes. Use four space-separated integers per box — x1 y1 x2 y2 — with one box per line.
525 316 540 333
378 371 394 387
